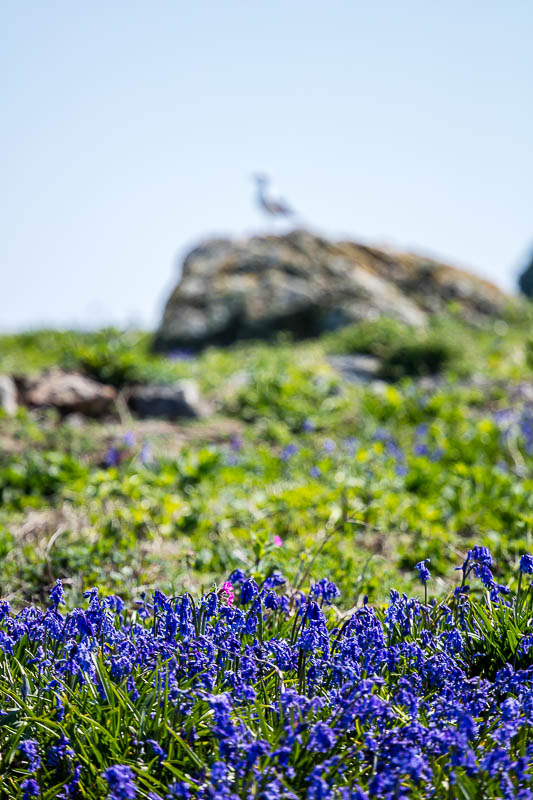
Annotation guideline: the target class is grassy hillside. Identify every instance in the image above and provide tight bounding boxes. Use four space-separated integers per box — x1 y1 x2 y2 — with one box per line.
1 313 533 608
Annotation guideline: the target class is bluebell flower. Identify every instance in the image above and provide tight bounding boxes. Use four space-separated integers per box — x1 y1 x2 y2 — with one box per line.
21 779 40 800
166 782 192 798
0 599 10 620
0 630 14 655
281 443 299 461
140 443 153 465
474 563 493 587
102 764 137 799
520 554 533 574
49 579 65 608
18 740 41 772
308 722 336 752
240 578 259 605
46 734 74 767
105 447 120 467
210 761 227 785
415 559 431 584
229 569 247 584
312 579 340 605
470 546 493 566
489 582 511 602
145 739 166 764
263 572 286 590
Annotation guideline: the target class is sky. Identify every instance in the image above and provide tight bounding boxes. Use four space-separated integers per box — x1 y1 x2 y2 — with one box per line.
2 1 532 331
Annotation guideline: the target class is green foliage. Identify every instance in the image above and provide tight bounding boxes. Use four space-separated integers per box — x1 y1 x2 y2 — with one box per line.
325 317 458 379
0 314 532 608
379 337 455 379
222 353 346 438
324 317 414 357
59 328 182 388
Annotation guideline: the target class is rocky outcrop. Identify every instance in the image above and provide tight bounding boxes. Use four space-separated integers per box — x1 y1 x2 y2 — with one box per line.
20 370 116 417
155 230 516 351
126 380 211 420
9 371 213 421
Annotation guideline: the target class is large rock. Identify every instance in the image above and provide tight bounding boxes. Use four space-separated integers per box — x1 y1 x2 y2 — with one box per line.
126 380 210 420
21 370 116 417
155 230 515 351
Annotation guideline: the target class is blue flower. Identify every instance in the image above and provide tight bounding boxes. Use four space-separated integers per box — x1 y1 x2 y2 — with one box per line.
229 569 247 584
46 734 74 768
240 578 259 605
123 431 135 447
102 765 137 799
520 554 533 575
21 779 40 800
105 447 120 467
0 599 10 620
140 443 153 465
210 761 227 786
281 443 299 461
49 579 65 608
263 572 286 590
18 740 41 772
145 739 166 764
312 579 340 605
474 563 493 588
415 560 431 584
308 722 336 752
470 546 493 566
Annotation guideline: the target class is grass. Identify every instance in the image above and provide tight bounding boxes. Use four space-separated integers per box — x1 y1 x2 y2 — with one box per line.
1 314 533 607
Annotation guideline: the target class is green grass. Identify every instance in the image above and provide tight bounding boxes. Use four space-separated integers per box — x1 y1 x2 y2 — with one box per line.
0 313 533 608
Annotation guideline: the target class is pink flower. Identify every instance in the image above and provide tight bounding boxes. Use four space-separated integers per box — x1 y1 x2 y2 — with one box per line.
273 535 283 547
221 581 234 606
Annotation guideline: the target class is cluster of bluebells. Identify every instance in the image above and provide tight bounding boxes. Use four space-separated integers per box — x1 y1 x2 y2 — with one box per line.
372 426 444 477
230 422 448 488
455 546 511 602
1 553 533 799
227 422 448 487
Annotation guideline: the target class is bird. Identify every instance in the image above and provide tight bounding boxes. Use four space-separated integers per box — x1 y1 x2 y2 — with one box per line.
253 174 294 219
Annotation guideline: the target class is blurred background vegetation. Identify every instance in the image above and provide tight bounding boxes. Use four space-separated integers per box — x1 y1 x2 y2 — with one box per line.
2 309 533 609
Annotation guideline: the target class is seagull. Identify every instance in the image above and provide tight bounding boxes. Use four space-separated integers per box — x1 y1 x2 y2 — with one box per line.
254 174 294 218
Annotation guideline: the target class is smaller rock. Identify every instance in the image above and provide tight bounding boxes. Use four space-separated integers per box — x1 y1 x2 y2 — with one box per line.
22 370 116 417
328 355 383 384
0 375 18 415
126 380 210 420
63 413 87 428
518 249 533 298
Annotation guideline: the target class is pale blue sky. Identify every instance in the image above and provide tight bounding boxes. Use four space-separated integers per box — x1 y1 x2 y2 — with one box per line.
2 1 532 331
